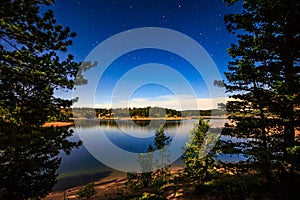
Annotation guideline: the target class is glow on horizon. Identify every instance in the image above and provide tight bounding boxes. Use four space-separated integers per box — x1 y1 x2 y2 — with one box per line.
77 96 230 111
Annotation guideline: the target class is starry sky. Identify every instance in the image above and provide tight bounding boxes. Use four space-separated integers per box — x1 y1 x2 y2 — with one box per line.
51 0 242 110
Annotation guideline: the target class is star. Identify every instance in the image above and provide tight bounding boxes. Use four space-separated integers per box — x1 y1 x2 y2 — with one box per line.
216 26 222 31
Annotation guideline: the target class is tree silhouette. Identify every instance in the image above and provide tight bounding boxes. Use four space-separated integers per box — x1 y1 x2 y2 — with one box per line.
222 0 300 181
0 0 81 199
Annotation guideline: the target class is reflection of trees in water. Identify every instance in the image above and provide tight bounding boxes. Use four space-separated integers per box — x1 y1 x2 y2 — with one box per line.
99 119 182 129
73 119 183 129
73 119 100 128
73 119 226 130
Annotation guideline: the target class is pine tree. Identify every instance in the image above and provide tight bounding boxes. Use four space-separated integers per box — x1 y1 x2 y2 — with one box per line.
222 0 300 181
182 118 215 181
0 0 81 199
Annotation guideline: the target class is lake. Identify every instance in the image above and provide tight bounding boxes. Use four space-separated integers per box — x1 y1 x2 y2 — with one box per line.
54 118 234 191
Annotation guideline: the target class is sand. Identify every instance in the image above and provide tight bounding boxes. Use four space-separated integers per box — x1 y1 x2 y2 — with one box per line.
42 122 74 127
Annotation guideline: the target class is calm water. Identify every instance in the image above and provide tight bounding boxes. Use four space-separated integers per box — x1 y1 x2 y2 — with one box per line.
54 118 235 191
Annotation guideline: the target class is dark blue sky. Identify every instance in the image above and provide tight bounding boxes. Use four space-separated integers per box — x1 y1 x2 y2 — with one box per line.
51 0 242 109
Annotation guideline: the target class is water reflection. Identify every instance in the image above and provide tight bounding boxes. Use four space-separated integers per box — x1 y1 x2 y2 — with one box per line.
57 119 196 190
100 119 182 129
73 119 99 127
72 118 226 129
73 118 183 128
56 119 228 191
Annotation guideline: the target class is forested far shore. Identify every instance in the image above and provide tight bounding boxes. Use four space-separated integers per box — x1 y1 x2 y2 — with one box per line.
70 106 225 119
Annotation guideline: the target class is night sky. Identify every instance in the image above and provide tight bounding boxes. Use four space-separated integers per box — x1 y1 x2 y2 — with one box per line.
51 0 242 110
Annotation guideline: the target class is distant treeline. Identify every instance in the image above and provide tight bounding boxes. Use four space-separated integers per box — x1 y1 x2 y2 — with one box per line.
181 109 225 117
71 107 225 119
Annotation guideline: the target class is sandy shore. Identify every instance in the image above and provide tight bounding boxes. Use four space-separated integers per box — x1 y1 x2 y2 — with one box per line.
100 117 188 121
44 176 127 200
44 167 184 200
42 122 74 127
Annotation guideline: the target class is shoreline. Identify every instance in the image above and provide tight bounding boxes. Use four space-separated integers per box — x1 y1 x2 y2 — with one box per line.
40 116 225 128
100 117 189 121
73 115 226 121
42 122 75 127
42 120 299 136
44 166 184 200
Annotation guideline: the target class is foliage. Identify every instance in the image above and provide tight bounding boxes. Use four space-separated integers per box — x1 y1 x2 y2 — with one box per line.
182 118 216 181
194 173 266 200
77 183 97 200
47 108 73 122
152 126 172 187
131 192 166 200
73 107 100 119
221 0 300 182
191 172 300 200
126 145 155 190
181 109 225 117
126 126 171 194
0 0 81 199
71 107 182 119
128 107 181 118
70 107 227 119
